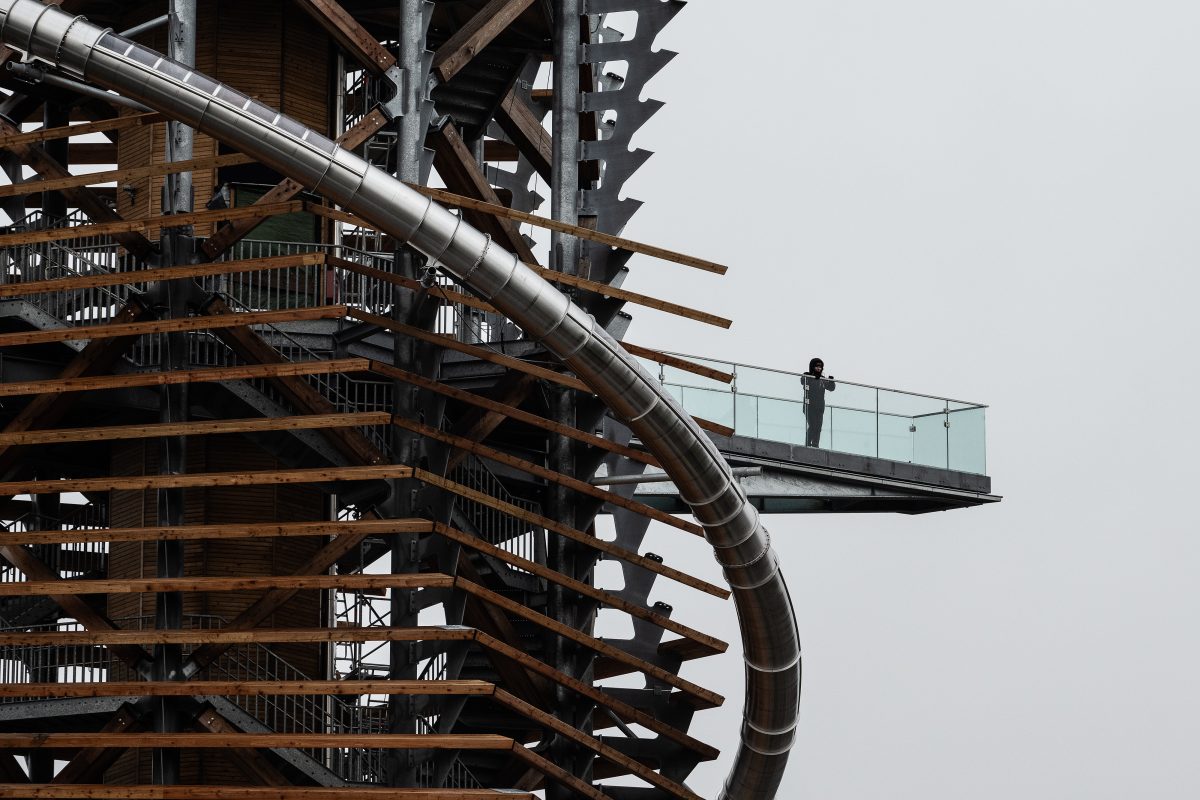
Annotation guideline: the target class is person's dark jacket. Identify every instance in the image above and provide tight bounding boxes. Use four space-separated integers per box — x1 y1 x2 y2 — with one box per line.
802 372 836 411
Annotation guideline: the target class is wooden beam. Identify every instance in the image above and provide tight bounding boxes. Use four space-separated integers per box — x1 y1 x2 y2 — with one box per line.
0 787 533 799
201 109 389 259
0 680 494 698
493 689 702 800
0 201 303 248
0 518 431 546
0 572 447 596
50 707 144 785
368 361 659 468
0 732 516 750
290 0 398 74
404 184 728 275
190 708 291 787
428 122 538 264
455 577 723 708
0 252 327 300
435 522 725 655
0 152 256 198
413 467 729 599
619 342 734 384
0 626 476 647
495 85 552 181
0 357 372 398
0 305 347 348
0 117 157 259
508 745 609 800
433 0 536 83
393 416 701 536
202 296 386 466
68 142 119 164
0 112 166 149
348 310 590 393
0 464 412 496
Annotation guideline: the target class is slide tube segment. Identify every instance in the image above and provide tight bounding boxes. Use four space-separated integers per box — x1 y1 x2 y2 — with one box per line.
0 2 800 796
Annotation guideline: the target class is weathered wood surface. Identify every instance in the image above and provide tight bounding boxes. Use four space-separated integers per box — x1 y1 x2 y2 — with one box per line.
0 788 532 799
0 463 411 495
0 112 166 149
0 518 429 546
0 572 446 596
0 626 473 647
433 0 536 82
0 680 495 698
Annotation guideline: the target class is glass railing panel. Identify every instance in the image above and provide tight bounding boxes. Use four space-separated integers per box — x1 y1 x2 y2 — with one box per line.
758 396 806 446
878 387 948 419
662 359 733 391
828 407 877 457
948 407 986 474
879 413 914 463
735 393 759 438
680 386 735 429
912 412 949 469
735 365 804 402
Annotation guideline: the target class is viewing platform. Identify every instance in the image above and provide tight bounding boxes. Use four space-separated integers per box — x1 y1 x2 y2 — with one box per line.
623 355 999 515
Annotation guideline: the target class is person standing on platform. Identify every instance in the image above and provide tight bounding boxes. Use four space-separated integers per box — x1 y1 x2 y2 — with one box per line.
802 357 836 448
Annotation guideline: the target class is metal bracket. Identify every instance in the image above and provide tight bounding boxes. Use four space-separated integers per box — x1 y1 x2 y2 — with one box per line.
379 65 408 120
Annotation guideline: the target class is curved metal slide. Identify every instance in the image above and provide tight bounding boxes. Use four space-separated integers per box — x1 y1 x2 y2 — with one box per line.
0 2 801 796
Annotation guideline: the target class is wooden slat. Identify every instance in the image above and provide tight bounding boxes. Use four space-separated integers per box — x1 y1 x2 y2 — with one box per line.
0 252 327 300
368 361 658 467
49 707 142 785
0 518 429 546
495 86 552 181
0 572 447 596
290 0 398 74
68 143 119 165
0 787 532 799
413 467 729 599
493 688 702 800
620 341 734 383
349 309 590 393
0 411 390 447
0 680 494 698
405 185 728 275
0 357 371 398
0 201 304 248
455 577 723 708
507 743 609 800
527 263 732 328
0 112 167 149
475 631 718 760
0 305 347 348
394 416 701 535
0 152 256 198
201 109 389 259
435 522 725 655
433 0 536 82
0 732 515 750
0 626 473 647
0 463 412 496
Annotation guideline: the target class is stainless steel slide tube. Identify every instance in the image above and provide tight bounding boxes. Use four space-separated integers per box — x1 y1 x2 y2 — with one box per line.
0 3 801 795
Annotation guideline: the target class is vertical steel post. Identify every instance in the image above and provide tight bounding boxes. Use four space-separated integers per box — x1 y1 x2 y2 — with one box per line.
154 0 195 786
41 102 68 220
551 0 581 277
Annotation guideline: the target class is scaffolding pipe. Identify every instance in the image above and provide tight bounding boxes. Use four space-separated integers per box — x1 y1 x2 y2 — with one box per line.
0 3 801 796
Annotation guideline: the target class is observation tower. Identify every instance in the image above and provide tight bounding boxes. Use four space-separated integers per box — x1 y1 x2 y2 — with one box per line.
0 1 997 798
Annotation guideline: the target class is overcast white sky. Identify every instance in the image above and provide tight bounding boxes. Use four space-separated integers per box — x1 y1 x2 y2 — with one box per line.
610 1 1200 797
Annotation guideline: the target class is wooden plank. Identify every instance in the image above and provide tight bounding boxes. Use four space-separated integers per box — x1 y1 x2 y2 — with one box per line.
0 518 430 546
620 342 734 384
0 572 448 596
0 357 371 398
0 464 412 496
68 142 119 164
0 201 303 248
404 185 728 275
349 310 591 393
394 416 701 536
0 626 475 647
526 263 732 328
433 0 537 82
0 112 166 149
290 0 398 74
427 122 539 264
201 109 389 259
0 680 494 698
0 732 516 750
191 708 291 787
0 252 326 300
435 523 725 655
0 152 256 198
507 744 610 800
0 787 530 799
0 411 390 447
455 577 723 708
495 85 552 181
493 689 702 800
412 467 729 599
201 296 387 467
50 707 143 785
0 305 347 348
